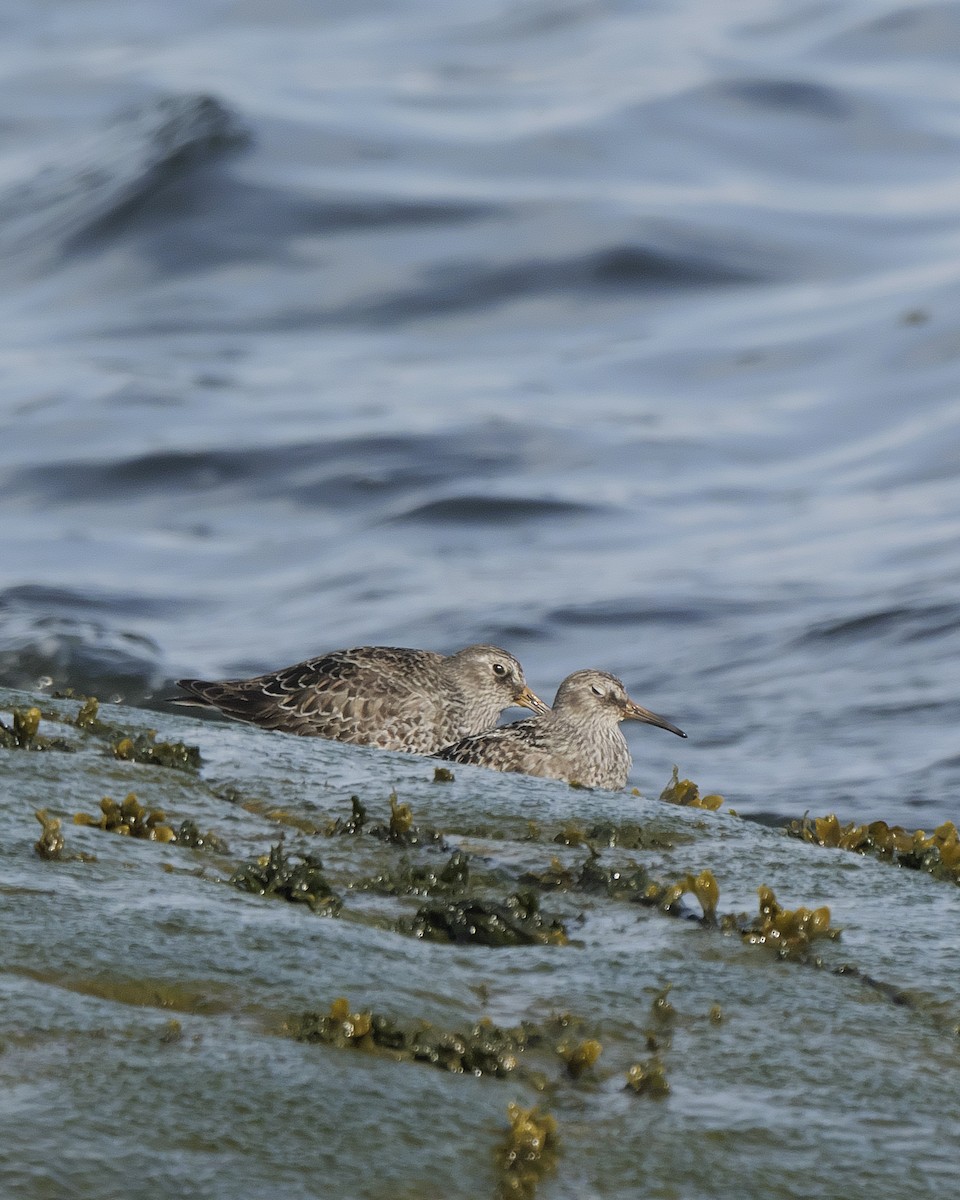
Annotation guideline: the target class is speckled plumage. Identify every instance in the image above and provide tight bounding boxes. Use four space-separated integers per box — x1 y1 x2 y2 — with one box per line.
437 669 686 790
172 644 548 754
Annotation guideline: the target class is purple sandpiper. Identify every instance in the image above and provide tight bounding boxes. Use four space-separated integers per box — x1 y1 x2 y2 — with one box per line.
172 644 548 754
437 668 685 790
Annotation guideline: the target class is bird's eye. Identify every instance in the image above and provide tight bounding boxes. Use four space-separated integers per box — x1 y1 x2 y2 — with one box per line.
591 684 604 697
492 662 508 677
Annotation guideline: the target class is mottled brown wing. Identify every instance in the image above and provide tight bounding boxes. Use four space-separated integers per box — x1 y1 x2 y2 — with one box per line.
437 718 551 774
177 647 447 750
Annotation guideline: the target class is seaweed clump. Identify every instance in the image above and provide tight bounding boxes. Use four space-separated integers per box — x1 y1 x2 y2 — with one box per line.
325 795 368 836
625 985 676 1099
405 890 568 947
739 885 839 961
71 696 112 734
290 997 531 1079
788 813 960 886
72 794 226 851
351 849 470 897
584 820 683 850
625 1057 670 1098
230 839 341 915
367 793 446 848
551 822 588 847
176 820 229 853
636 869 836 961
324 793 446 845
112 730 201 771
33 809 95 862
638 869 720 922
521 849 649 902
557 1038 602 1080
658 766 724 811
74 793 177 841
8 706 40 746
290 1000 609 1094
495 1102 559 1200
0 706 74 752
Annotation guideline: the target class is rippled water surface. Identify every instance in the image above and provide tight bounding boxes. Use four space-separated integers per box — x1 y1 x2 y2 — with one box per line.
2 6 960 1189
3 0 960 826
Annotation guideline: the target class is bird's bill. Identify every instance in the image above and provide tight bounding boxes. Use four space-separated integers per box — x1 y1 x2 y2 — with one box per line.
515 684 551 716
622 700 686 738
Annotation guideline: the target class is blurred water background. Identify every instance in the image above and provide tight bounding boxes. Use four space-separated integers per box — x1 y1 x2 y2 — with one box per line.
3 0 960 823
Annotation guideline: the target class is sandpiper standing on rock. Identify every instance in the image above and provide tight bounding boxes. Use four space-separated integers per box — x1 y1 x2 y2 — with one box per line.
437 668 686 790
172 644 548 754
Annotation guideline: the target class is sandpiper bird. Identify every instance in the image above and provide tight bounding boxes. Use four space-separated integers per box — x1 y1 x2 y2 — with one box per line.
437 668 686 790
171 644 548 754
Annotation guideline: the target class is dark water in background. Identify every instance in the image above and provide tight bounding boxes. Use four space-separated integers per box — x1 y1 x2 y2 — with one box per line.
2 0 960 824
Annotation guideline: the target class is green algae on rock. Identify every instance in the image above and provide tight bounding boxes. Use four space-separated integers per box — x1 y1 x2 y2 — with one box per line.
404 889 568 946
73 697 102 730
230 838 342 915
495 1102 559 1200
205 784 322 835
551 821 589 847
289 999 611 1094
9 694 200 764
63 695 116 736
649 983 677 1027
12 706 40 745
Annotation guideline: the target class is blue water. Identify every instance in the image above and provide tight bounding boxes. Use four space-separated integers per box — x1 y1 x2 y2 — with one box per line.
2 0 960 825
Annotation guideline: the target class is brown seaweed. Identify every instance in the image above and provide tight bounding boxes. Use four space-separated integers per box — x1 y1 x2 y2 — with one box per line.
33 809 96 862
404 890 568 947
351 849 470 897
657 766 724 810
229 838 342 915
112 730 201 771
495 1102 559 1200
361 794 447 848
0 705 75 752
788 813 960 886
737 885 840 960
74 793 177 841
290 997 533 1078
